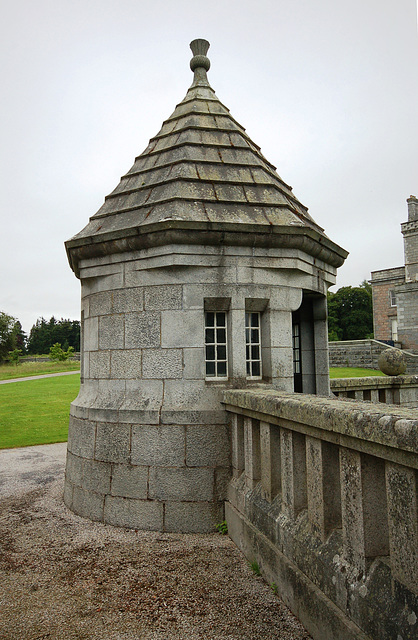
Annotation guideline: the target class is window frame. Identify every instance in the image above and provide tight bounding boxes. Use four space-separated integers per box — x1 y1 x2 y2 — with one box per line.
204 310 229 380
391 318 398 342
245 310 263 380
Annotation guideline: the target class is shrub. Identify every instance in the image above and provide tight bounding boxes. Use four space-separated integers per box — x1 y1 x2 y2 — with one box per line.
8 348 22 365
49 343 75 362
215 520 228 535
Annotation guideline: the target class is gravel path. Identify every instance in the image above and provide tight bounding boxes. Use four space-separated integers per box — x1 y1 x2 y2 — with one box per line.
0 371 80 384
0 444 311 640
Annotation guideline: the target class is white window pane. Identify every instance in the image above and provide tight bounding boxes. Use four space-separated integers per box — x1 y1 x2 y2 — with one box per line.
205 311 228 379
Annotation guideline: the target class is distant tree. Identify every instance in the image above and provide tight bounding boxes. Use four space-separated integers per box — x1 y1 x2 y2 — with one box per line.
0 312 22 362
359 279 372 295
327 310 343 342
27 317 49 354
327 282 373 341
27 317 80 354
14 321 27 354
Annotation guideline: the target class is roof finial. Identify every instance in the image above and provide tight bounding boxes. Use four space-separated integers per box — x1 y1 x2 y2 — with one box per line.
190 39 210 72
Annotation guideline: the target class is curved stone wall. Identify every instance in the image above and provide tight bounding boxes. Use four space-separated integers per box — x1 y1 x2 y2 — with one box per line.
64 244 329 532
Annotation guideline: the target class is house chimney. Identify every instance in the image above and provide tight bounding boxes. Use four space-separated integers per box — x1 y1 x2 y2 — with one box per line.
407 195 418 222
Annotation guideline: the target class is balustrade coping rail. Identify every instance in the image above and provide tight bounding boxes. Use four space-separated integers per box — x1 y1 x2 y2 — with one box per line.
330 374 418 389
223 388 418 466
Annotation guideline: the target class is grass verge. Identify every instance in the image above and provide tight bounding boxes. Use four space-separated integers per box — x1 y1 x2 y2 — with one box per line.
0 374 80 449
329 367 383 378
0 360 80 381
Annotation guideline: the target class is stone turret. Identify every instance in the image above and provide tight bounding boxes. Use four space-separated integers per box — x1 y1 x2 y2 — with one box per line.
64 39 347 532
402 195 418 282
396 195 418 349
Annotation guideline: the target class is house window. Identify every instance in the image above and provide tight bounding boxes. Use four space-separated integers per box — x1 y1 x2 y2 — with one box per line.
390 290 397 307
245 311 262 379
205 311 228 378
391 318 398 342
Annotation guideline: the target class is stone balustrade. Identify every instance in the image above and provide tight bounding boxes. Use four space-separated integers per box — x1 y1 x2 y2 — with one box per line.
223 388 418 640
331 374 418 407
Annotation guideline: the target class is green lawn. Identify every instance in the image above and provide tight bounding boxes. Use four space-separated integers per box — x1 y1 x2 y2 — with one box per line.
0 374 80 449
0 367 383 450
329 367 383 378
0 360 80 381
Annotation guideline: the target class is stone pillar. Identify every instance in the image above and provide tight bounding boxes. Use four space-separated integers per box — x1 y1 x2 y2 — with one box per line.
269 309 294 392
230 306 246 381
313 296 330 395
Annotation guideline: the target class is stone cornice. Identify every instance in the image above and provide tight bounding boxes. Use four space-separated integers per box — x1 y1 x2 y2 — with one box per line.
66 220 348 278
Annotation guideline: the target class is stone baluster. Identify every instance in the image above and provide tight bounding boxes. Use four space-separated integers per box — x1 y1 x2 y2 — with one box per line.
306 437 341 541
340 448 389 572
386 461 418 593
260 421 281 502
385 388 393 404
230 412 245 479
244 417 261 489
280 428 307 519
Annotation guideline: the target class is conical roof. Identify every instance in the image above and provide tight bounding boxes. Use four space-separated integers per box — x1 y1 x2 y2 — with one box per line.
66 39 347 276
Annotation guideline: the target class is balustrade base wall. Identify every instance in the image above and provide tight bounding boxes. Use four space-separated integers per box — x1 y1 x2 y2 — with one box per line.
227 480 416 640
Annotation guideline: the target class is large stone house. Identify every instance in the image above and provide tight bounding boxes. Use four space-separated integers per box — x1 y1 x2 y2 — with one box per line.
371 196 418 351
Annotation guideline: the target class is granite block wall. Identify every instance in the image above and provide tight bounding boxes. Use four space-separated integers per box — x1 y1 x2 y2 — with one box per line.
65 245 332 532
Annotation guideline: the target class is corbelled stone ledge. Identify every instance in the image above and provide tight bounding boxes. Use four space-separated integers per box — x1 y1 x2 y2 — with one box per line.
223 388 418 640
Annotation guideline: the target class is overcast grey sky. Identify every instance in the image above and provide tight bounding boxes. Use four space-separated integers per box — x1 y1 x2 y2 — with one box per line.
1 0 418 334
